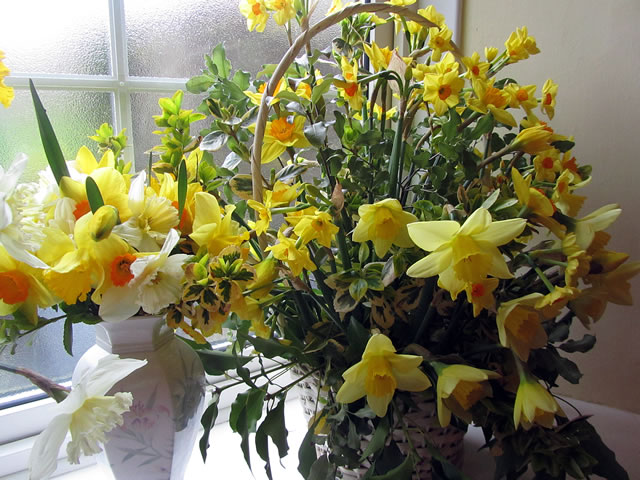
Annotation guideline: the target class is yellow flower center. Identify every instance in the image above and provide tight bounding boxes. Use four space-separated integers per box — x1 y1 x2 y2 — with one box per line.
0 270 30 304
273 0 286 9
451 380 485 410
252 2 263 15
438 84 452 100
373 207 398 240
269 117 295 142
365 356 397 397
506 306 540 344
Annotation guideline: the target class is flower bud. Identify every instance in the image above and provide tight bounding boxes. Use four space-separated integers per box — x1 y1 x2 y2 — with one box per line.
89 205 119 241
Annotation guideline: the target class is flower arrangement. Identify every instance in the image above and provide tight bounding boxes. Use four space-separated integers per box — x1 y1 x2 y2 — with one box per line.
0 1 637 479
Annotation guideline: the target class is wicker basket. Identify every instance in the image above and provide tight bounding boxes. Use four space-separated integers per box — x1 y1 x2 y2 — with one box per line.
292 366 465 480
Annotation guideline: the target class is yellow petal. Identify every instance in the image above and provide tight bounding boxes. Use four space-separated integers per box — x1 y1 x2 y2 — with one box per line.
407 248 453 278
407 220 459 251
473 218 526 246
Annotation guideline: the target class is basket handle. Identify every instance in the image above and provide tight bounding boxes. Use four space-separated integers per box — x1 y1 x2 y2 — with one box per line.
250 2 461 203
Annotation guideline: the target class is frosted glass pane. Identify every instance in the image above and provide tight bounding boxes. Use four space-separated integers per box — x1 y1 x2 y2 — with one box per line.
0 89 113 183
130 92 203 171
0 315 95 404
126 0 340 78
0 1 111 75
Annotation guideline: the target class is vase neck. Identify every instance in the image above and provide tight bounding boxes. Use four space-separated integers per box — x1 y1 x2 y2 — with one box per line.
95 316 173 354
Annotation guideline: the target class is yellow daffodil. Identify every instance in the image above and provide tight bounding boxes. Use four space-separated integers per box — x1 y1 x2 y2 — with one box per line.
239 0 269 32
363 42 393 72
505 26 540 63
565 251 591 287
423 70 465 116
574 204 621 250
266 0 295 26
151 171 202 235
541 78 558 119
552 170 586 217
352 198 417 258
434 363 499 427
484 46 499 62
70 146 115 176
535 286 580 319
496 293 547 361
504 83 538 112
511 168 554 217
270 180 300 206
285 205 318 226
260 115 310 164
246 255 279 299
327 0 350 15
0 51 14 108
293 210 339 248
335 57 363 111
0 246 55 324
407 208 526 298
467 78 517 127
353 101 398 122
386 0 416 5
462 52 489 86
336 334 431 417
428 25 453 63
418 5 445 28
464 277 499 317
244 78 288 107
510 124 554 154
295 81 312 101
514 373 563 430
265 230 316 276
247 190 273 235
532 149 561 182
190 192 250 256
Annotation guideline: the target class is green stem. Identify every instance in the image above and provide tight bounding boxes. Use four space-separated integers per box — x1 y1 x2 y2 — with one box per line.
524 254 556 293
388 105 405 199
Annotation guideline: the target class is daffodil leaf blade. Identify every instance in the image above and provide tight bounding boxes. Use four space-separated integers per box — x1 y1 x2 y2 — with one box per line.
360 416 389 461
371 453 413 480
196 349 253 376
29 79 69 185
63 316 73 356
255 395 289 465
85 177 105 213
307 455 333 480
229 387 266 470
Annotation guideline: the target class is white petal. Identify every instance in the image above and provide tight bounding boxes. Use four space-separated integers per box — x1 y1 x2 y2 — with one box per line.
0 153 27 194
0 232 49 268
81 355 147 397
128 170 146 215
29 413 72 480
99 286 141 323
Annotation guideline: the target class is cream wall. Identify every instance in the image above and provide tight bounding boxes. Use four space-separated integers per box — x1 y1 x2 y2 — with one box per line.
461 0 640 413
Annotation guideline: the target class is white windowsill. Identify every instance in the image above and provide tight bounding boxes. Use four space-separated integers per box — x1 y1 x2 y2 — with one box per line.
4 397 638 480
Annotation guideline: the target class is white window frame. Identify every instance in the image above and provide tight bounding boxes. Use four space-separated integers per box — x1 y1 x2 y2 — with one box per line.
0 0 461 476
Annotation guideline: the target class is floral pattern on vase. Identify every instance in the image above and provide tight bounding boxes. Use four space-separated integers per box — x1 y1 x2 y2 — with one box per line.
74 315 206 480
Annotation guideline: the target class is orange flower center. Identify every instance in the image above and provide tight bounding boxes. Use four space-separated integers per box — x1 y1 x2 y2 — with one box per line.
345 82 358 98
0 270 30 304
258 83 267 94
110 253 137 286
73 200 91 220
485 87 507 108
252 2 262 15
557 181 567 193
269 117 295 142
471 283 485 298
516 88 529 102
544 93 553 105
471 65 480 76
542 157 554 169
438 84 452 100
564 156 578 172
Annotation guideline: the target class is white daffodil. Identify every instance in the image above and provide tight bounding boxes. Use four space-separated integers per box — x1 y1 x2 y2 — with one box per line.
113 170 179 252
28 354 147 480
98 228 188 322
0 153 48 268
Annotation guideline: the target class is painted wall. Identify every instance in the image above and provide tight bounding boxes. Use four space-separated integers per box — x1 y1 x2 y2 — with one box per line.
461 0 640 413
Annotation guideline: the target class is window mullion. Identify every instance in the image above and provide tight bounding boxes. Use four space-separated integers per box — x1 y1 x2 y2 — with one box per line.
109 0 135 167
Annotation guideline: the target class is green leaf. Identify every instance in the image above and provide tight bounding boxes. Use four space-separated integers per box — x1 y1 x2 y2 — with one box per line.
229 388 266 470
275 90 304 104
304 122 329 148
199 392 221 462
346 317 369 361
298 425 321 478
29 79 69 185
481 189 501 210
308 455 334 480
360 417 389 461
232 70 251 91
576 419 629 480
560 334 596 353
197 349 253 376
211 44 231 78
177 160 187 222
201 130 227 151
186 74 215 94
85 177 105 213
238 331 301 359
349 278 369 303
63 317 73 356
554 353 583 384
551 140 576 153
311 79 333 105
255 396 289 480
371 455 413 480
229 174 253 200
469 114 494 140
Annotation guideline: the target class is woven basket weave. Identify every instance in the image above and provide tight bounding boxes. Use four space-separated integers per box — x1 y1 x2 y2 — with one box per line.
292 366 465 480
